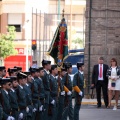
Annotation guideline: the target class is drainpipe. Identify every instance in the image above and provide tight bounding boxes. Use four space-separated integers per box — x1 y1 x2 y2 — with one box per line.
88 0 92 96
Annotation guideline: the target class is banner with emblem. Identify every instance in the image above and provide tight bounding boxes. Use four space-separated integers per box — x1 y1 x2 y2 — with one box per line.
47 12 68 67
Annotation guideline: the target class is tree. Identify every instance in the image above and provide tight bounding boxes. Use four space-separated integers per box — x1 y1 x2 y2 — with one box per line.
72 37 84 48
0 26 17 59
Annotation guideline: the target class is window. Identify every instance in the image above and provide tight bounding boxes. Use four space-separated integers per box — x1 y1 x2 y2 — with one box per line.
8 24 21 32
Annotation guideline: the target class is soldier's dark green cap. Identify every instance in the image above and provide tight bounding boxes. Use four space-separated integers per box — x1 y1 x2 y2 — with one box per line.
0 78 12 85
77 62 84 67
61 68 66 71
63 62 72 69
14 66 22 71
0 66 6 71
42 59 51 66
39 67 43 71
35 67 43 72
29 67 37 73
51 65 57 70
35 68 40 72
9 76 17 81
7 68 17 73
17 72 27 79
23 72 31 76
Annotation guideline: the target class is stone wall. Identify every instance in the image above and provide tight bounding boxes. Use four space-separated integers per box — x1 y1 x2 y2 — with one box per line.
85 0 120 93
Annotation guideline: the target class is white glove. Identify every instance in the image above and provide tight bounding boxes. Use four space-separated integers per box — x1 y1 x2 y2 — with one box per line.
19 113 23 119
7 116 12 120
39 105 43 111
79 91 83 96
33 108 37 112
10 116 15 120
61 91 65 96
67 91 72 95
51 100 55 105
26 106 29 113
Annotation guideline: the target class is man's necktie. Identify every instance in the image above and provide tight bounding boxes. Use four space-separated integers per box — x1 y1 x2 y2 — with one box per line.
99 64 102 78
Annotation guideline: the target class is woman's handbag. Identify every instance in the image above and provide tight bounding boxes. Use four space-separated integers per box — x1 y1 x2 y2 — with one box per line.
111 81 116 87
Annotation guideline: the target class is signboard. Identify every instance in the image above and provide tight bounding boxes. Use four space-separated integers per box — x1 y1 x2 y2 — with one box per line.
15 48 24 55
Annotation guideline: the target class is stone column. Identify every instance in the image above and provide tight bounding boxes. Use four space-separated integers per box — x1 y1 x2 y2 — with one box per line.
85 0 120 95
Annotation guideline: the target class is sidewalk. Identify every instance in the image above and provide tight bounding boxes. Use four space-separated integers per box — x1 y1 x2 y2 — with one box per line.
81 98 120 105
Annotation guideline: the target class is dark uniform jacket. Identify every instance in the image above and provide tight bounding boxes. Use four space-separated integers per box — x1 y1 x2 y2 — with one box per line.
0 103 3 120
41 70 53 104
0 90 11 120
9 88 19 119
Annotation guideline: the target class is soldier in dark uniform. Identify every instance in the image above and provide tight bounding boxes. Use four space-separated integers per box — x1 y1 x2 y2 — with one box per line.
34 67 45 120
48 65 59 120
57 68 66 120
0 77 3 120
0 102 3 120
7 68 17 76
0 66 6 78
61 62 74 120
14 66 22 74
16 72 28 120
26 70 33 89
0 78 15 120
41 59 54 120
29 68 39 120
73 62 84 120
23 72 33 120
9 76 19 120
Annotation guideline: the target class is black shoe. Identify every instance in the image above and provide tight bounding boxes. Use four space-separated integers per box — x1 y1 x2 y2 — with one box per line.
97 105 101 108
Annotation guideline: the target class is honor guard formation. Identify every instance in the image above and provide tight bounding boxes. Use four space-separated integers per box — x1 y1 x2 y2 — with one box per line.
0 59 84 120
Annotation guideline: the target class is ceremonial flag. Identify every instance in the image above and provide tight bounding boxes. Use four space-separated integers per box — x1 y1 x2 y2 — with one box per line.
47 17 68 66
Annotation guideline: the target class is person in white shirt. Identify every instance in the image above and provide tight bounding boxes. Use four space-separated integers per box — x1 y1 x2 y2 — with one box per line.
106 58 120 110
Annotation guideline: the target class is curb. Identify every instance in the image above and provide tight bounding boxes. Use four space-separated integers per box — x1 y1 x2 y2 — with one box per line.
81 100 117 105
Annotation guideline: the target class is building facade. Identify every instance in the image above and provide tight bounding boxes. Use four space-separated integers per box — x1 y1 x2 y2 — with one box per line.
0 0 86 68
85 0 120 94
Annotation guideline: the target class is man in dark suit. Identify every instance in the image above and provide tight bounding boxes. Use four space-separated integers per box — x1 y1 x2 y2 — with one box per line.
91 57 109 108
